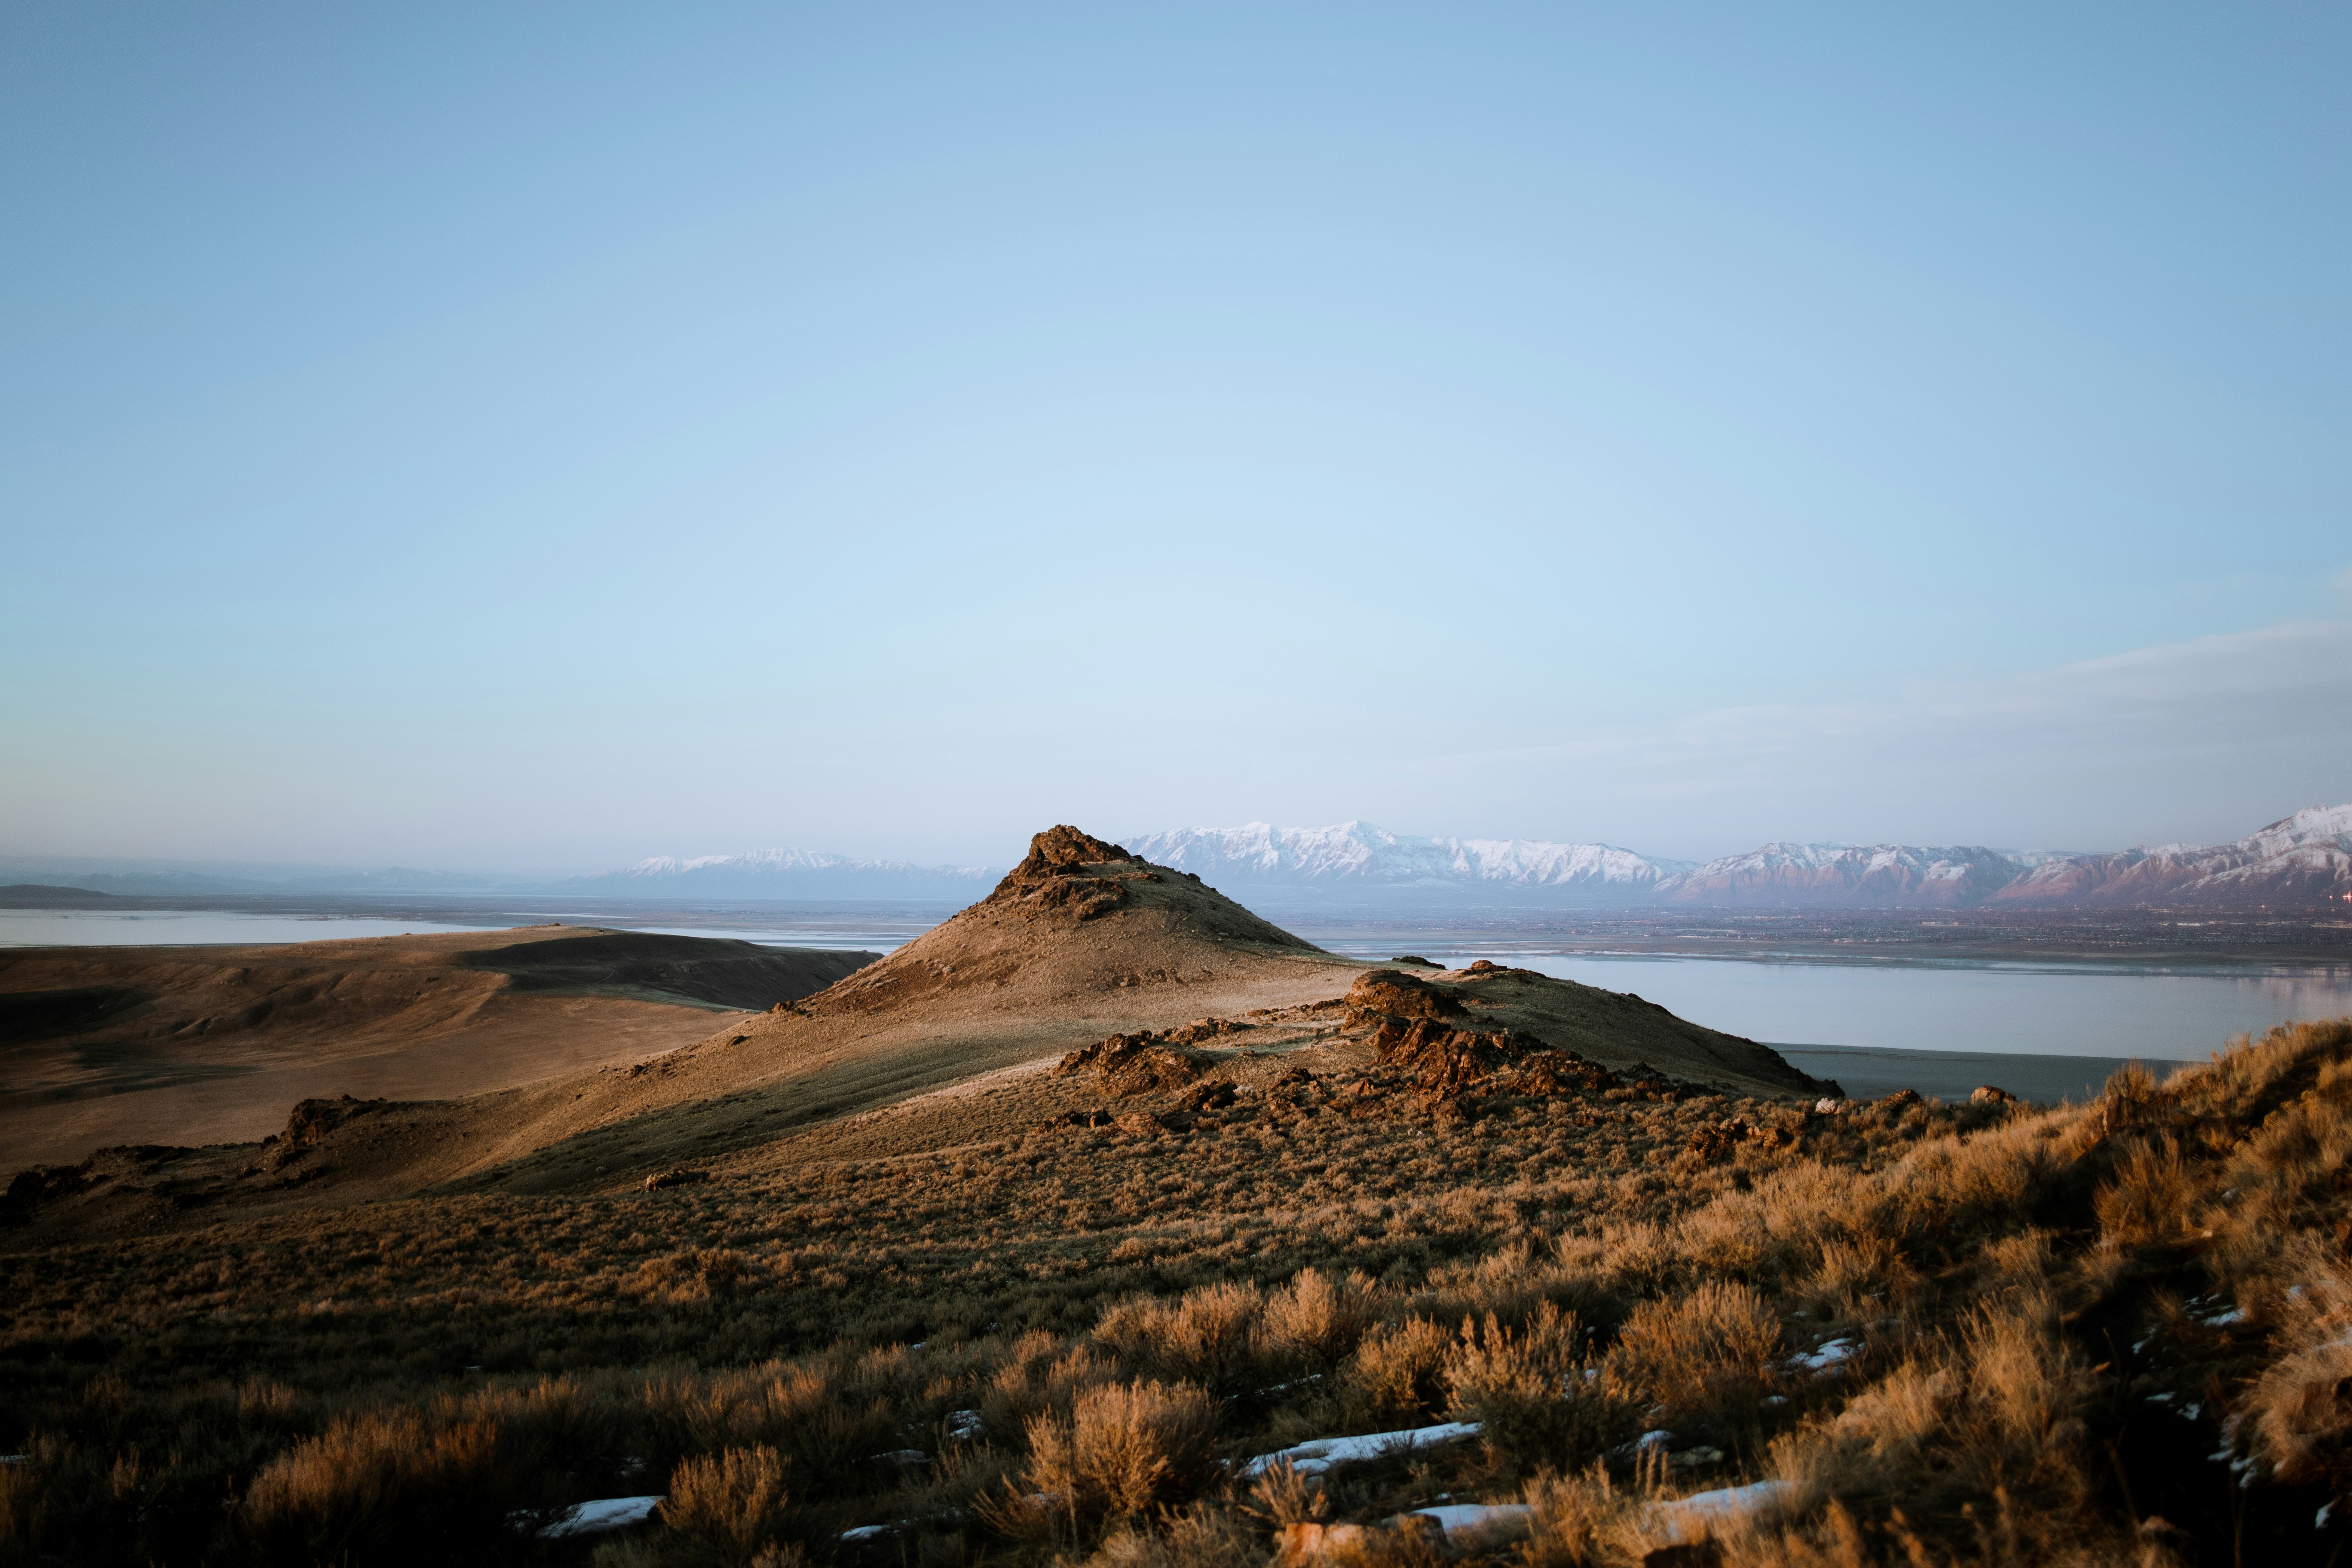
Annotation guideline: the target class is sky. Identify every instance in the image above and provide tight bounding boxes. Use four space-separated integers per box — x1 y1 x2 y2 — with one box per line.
3 4 2347 874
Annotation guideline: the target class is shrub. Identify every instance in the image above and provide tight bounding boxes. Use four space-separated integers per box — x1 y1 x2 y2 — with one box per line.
1338 1317 1454 1431
2093 1136 2196 1245
1257 1268 1376 1374
1444 1303 1629 1468
1610 1280 1781 1428
1001 1379 1219 1540
1085 1502 1260 1568
660 1443 792 1566
239 1409 518 1565
1095 1281 1266 1393
0 1442 51 1555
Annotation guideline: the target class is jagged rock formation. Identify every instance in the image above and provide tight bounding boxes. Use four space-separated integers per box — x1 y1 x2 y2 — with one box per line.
1345 966 1623 1098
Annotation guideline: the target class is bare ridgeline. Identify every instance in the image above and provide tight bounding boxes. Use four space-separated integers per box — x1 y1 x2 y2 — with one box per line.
5 827 2352 1565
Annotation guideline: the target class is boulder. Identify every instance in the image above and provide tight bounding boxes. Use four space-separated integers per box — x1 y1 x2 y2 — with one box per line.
1344 969 1467 1026
1178 1079 1240 1112
1054 1032 1210 1096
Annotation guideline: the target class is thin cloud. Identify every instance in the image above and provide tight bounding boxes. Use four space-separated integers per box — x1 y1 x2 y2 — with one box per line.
1404 621 2352 851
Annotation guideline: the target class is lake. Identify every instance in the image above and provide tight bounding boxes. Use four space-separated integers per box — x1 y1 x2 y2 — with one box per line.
8 905 2347 1070
0 908 511 947
1309 938 2352 1063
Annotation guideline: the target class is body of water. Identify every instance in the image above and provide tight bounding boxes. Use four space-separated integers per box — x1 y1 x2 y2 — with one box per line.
1331 943 2352 1062
9 906 2349 1066
0 908 509 947
0 906 931 953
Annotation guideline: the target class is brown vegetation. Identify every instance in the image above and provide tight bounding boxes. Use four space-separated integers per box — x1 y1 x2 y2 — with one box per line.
5 1018 2352 1564
11 829 2346 1565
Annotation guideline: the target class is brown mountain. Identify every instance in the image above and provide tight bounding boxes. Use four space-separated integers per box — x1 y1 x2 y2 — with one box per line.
1986 805 2352 908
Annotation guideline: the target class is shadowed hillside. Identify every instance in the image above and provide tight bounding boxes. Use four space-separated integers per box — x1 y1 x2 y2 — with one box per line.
0 926 873 1164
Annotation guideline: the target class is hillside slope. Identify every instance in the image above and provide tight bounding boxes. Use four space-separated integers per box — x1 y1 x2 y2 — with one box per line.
0 926 871 1164
4 828 1832 1242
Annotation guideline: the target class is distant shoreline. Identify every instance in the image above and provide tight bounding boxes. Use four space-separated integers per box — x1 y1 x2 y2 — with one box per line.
3 888 2348 970
1774 1041 2197 1106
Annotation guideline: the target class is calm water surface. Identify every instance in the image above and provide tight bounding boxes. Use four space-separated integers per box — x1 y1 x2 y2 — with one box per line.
0 909 507 946
1312 938 2352 1061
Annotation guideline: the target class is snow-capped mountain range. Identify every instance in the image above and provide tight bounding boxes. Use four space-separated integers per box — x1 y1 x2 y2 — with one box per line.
577 806 2350 910
42 806 2335 910
1115 807 2352 910
1119 822 1693 905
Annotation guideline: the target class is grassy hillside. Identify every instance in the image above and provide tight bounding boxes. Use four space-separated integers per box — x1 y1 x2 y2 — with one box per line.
8 1015 2352 1565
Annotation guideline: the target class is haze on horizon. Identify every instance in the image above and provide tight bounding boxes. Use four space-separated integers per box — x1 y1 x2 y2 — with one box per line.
3 5 2347 878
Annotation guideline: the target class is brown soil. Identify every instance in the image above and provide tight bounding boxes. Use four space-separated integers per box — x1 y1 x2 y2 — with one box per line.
3 828 1834 1246
0 925 871 1165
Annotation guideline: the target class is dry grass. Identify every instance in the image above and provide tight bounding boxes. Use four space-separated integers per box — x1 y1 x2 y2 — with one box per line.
7 1018 2352 1565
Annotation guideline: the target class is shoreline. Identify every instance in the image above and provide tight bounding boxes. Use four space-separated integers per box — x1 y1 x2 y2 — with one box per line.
1774 1041 2197 1106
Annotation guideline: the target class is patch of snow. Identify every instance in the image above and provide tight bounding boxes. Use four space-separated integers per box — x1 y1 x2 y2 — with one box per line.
2319 1502 2334 1529
1788 1338 1858 1373
945 1410 984 1441
2204 1309 2250 1328
2147 1392 2174 1403
1239 1421 1482 1478
1649 1480 1799 1536
1398 1504 1533 1538
1256 1374 1326 1398
842 1525 894 1542
534 1496 663 1538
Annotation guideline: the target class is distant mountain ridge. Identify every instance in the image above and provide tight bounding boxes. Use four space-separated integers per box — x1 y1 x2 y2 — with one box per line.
1652 842 2055 907
1119 821 1694 906
1116 807 2352 910
10 805 2346 911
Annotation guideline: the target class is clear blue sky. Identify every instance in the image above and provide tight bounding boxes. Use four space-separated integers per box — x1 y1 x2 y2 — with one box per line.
5 4 2347 872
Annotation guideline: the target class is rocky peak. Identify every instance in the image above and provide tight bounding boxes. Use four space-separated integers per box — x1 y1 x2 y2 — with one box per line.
1003 825 1137 885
